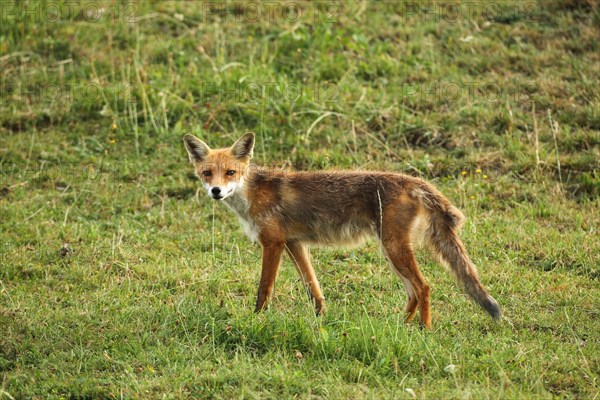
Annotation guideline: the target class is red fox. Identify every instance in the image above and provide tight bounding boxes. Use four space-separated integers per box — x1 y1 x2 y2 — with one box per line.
184 132 501 328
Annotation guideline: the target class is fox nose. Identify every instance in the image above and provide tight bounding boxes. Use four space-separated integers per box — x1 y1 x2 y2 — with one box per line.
211 187 221 195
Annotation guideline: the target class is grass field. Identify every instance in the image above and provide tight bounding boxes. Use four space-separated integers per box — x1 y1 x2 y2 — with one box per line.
1 0 599 398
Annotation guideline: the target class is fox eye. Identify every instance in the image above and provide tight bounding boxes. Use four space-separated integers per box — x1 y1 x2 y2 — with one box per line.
202 171 212 177
226 170 236 176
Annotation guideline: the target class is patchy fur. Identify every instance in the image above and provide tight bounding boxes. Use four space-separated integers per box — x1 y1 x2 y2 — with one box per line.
184 133 501 328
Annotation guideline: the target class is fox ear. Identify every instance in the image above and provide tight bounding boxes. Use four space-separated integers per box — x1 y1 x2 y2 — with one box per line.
183 134 210 163
231 132 255 160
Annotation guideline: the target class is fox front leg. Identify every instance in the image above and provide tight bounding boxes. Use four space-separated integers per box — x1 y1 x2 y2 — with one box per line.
285 241 326 315
255 242 284 312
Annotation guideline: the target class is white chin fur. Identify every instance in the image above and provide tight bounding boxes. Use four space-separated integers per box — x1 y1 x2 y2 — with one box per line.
205 180 241 200
214 189 234 200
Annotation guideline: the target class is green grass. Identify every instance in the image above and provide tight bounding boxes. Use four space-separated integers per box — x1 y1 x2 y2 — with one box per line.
1 0 599 398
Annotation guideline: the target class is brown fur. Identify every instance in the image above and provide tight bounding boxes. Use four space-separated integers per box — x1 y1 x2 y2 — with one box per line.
184 133 501 328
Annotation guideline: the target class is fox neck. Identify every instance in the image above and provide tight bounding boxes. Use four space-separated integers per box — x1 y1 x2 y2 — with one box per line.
222 177 258 242
222 179 248 214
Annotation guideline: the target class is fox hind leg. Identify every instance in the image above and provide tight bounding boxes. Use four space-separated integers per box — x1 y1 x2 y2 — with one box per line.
383 240 431 328
399 276 419 322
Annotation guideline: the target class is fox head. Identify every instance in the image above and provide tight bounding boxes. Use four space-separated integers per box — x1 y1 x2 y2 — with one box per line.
183 132 255 201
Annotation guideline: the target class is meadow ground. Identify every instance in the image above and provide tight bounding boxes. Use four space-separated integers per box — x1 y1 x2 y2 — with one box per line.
1 1 599 398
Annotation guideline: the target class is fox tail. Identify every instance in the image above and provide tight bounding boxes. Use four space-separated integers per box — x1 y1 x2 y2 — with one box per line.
413 184 501 319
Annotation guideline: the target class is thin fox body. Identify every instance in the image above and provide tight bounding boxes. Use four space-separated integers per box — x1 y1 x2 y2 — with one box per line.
184 132 501 328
